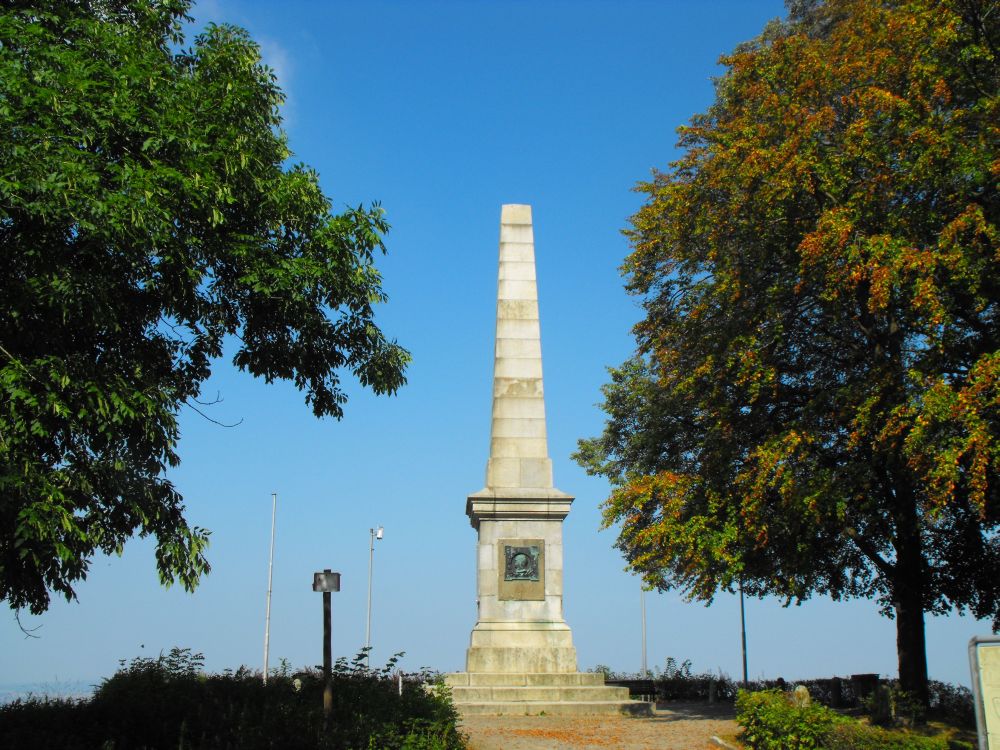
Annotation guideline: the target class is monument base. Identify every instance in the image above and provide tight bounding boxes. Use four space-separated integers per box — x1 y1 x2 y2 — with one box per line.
443 671 653 716
451 620 650 716
467 621 578 673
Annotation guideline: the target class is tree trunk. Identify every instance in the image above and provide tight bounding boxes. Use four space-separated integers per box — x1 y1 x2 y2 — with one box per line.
893 576 929 707
891 472 930 708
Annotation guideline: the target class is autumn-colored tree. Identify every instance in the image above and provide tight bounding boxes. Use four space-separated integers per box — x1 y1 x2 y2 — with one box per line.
577 0 999 704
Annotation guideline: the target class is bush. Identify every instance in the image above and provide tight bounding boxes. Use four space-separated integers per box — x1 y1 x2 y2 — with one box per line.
927 680 976 729
0 696 89 749
737 688 963 750
737 689 843 750
593 656 740 702
0 648 466 750
823 721 948 750
600 655 976 727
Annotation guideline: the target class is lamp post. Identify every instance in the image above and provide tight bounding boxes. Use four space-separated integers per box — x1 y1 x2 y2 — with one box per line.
313 569 341 730
641 586 648 677
263 492 277 685
365 525 383 665
740 579 749 688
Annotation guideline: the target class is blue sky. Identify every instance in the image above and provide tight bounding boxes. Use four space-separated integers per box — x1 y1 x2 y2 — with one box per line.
2 0 991 695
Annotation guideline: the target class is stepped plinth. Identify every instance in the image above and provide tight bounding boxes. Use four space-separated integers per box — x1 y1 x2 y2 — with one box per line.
443 672 651 716
446 204 651 716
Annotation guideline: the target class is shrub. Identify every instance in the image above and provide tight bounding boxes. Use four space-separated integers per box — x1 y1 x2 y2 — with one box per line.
603 654 976 726
927 680 975 729
0 648 466 750
736 689 843 750
823 721 949 750
0 696 92 750
737 688 964 750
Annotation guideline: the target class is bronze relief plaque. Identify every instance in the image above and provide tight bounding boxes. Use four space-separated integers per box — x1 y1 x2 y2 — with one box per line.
498 538 545 601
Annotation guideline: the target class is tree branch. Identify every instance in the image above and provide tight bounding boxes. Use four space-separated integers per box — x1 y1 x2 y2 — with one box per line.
183 400 244 428
0 342 39 382
14 610 41 639
845 526 895 579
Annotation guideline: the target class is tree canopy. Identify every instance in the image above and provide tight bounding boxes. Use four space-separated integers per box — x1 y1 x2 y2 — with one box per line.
577 0 998 702
0 0 409 614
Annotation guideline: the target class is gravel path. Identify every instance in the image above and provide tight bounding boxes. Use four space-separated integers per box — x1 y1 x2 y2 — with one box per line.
460 702 740 750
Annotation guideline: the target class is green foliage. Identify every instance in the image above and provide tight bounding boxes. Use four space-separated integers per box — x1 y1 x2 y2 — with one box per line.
591 660 736 702
822 721 948 750
737 690 843 750
737 687 959 750
663 655 694 680
866 681 975 729
889 686 926 727
589 663 614 679
653 656 735 702
927 680 975 729
0 0 409 614
0 648 465 750
863 684 894 726
590 655 694 682
578 0 999 703
596 654 975 727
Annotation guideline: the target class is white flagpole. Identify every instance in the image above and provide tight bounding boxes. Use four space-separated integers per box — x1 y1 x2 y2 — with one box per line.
263 492 277 684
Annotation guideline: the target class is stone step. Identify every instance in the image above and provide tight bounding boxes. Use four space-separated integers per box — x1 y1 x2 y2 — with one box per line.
450 685 631 702
444 671 605 687
456 700 654 717
443 672 652 716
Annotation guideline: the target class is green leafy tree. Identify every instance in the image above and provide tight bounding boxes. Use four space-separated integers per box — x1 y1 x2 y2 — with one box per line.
577 0 998 704
0 0 409 614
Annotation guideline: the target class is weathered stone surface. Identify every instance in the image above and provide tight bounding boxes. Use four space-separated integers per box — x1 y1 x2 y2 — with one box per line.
492 357 544 380
466 647 578 674
443 673 652 716
445 672 605 687
501 204 533 225
490 437 548 458
499 261 537 281
452 700 653 717
491 397 546 420
497 299 538 319
490 417 547 438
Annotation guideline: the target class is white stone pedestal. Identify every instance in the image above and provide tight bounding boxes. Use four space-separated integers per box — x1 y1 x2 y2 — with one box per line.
465 490 577 674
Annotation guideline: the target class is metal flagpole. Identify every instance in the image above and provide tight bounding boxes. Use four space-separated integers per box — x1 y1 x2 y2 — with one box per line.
263 492 277 684
365 525 383 665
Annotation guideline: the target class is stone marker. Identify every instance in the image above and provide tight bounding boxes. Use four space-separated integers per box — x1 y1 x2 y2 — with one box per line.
792 684 811 707
445 205 651 716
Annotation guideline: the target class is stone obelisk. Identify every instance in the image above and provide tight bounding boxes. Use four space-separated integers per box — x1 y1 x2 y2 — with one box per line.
464 203 578 674
444 206 649 715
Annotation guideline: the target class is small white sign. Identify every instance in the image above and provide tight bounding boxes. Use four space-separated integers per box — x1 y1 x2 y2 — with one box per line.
971 637 1000 750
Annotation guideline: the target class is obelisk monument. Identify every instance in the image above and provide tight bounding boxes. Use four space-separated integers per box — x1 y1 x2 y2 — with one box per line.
464 203 578 674
444 206 649 715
